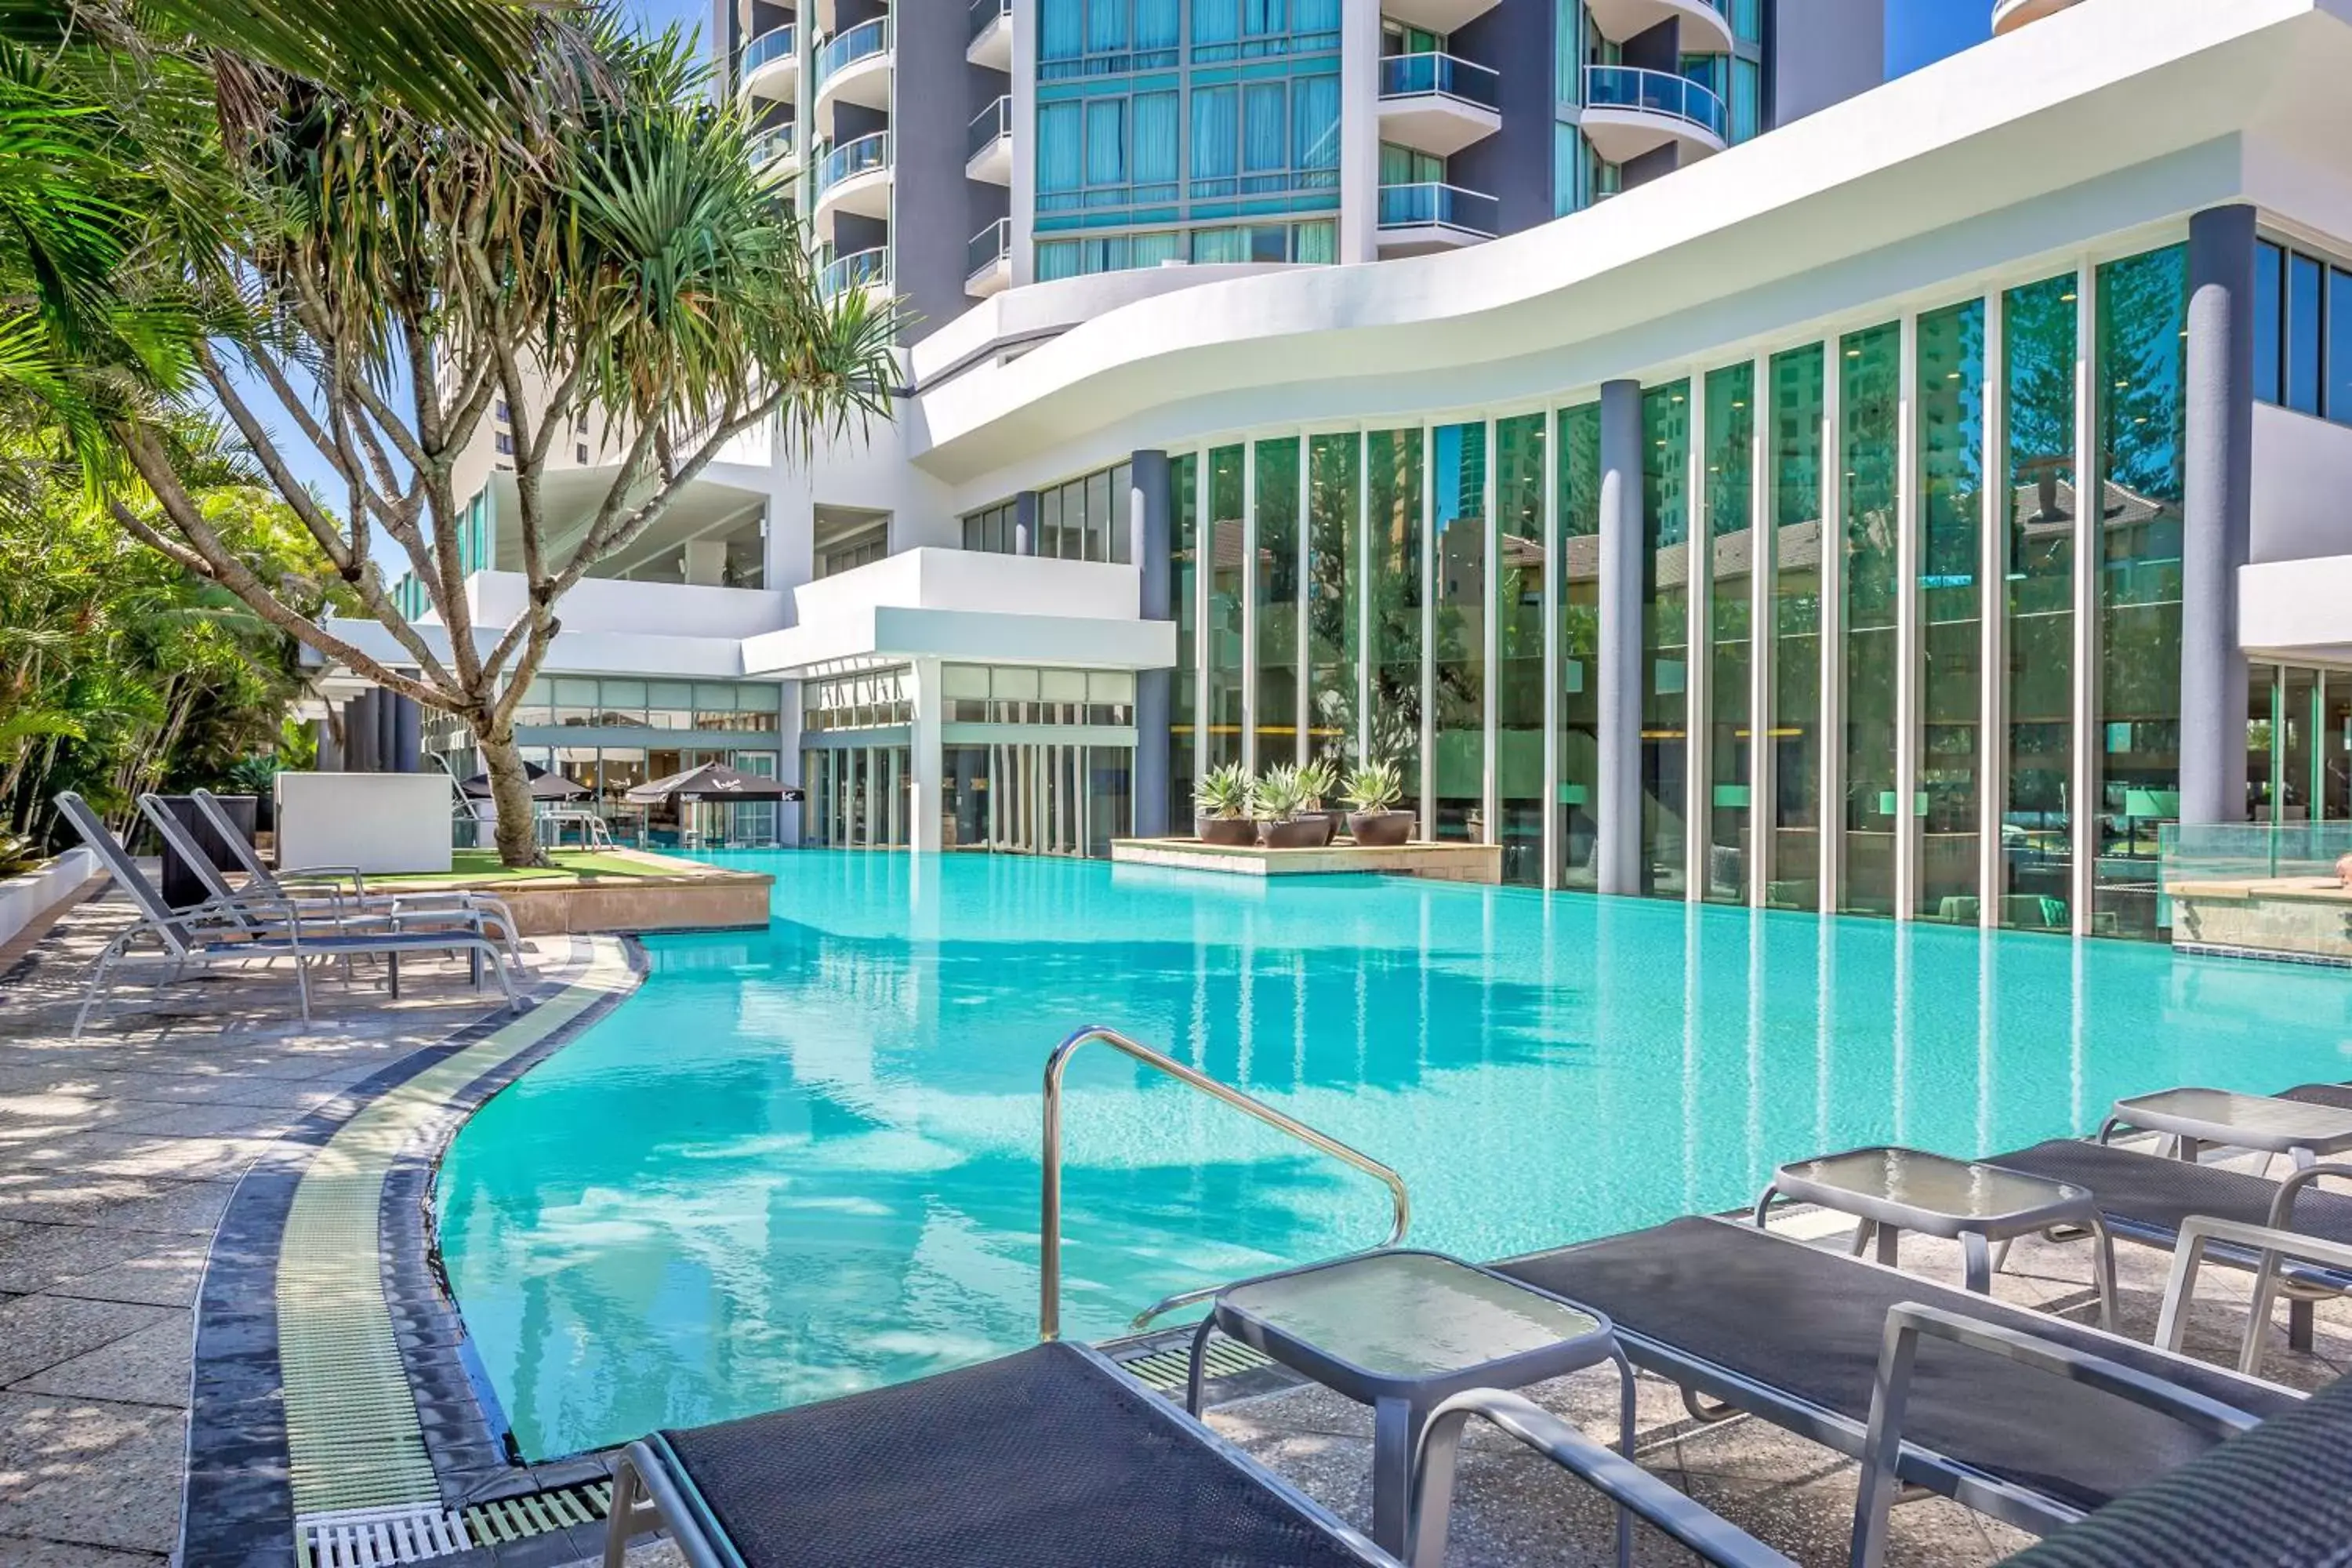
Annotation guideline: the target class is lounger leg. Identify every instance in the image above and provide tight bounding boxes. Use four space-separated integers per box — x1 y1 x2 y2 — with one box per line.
72 946 122 1040
2089 1218 2119 1334
1371 1396 1420 1554
1875 1225 1900 1268
293 955 312 1022
1183 1314 1216 1416
1611 1348 1637 1568
2289 1295 2315 1353
1849 1220 1874 1258
1960 1231 1991 1295
387 953 400 1000
1988 1236 2013 1276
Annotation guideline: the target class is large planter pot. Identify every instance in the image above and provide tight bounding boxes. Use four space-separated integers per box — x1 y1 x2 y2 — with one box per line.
1258 816 1332 850
1196 815 1256 847
1301 808 1348 842
1347 809 1414 848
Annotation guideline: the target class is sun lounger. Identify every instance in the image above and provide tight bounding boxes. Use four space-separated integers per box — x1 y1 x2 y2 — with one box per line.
55 791 518 1036
2278 1081 2352 1113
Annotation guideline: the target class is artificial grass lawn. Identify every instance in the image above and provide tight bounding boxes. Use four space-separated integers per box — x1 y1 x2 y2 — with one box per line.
367 849 684 885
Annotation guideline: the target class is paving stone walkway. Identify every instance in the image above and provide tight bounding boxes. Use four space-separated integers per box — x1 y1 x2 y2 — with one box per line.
0 889 557 1568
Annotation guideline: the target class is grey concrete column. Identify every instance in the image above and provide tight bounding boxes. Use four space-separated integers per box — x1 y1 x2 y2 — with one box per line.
390 691 423 773
376 688 400 775
1596 379 1645 895
345 691 379 773
1014 490 1040 557
2181 205 2256 824
314 717 340 773
1131 451 1173 838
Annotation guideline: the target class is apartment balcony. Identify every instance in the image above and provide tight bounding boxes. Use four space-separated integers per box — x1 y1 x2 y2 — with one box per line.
814 15 892 116
738 23 797 100
1379 0 1501 34
812 131 892 245
1992 0 2082 33
966 218 1011 299
1585 0 1734 54
818 246 891 303
967 0 1012 70
751 122 800 183
1376 52 1501 158
1579 64 1727 164
967 96 1012 186
1375 181 1497 254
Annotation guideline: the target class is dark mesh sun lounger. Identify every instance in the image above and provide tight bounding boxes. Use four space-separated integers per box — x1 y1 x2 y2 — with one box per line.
603 1341 1390 1568
2278 1081 2352 1115
1495 1216 2298 1530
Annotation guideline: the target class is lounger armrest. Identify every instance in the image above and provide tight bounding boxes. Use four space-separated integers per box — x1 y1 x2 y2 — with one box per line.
1410 1389 1796 1568
2158 1210 2352 1376
1853 1301 2263 1568
276 865 368 895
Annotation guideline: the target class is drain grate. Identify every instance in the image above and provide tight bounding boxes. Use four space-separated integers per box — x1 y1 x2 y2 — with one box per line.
296 1482 612 1566
1117 1337 1273 1393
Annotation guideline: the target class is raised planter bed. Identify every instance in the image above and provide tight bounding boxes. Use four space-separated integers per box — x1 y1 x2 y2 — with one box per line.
1109 837 1502 884
368 848 771 936
2168 876 2352 965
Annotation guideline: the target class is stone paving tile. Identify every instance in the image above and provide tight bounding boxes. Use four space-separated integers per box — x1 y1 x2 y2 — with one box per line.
73 1181 240 1238
0 1394 188 1555
102 1102 300 1140
15 1319 194 1409
0 1534 168 1568
49 1242 209 1310
0 1296 178 1388
0 1225 171 1297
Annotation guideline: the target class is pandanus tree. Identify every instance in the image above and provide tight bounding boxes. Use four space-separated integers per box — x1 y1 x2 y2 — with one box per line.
5 3 900 866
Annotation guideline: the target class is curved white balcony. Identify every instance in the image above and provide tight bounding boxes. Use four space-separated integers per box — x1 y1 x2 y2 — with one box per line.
812 131 893 244
1992 0 2083 34
738 24 797 100
818 246 890 303
1580 65 1727 165
967 0 1011 70
1375 182 1497 255
1586 0 1734 53
967 96 1012 185
814 16 893 116
1381 0 1500 34
751 122 800 183
1377 52 1501 158
966 219 1011 299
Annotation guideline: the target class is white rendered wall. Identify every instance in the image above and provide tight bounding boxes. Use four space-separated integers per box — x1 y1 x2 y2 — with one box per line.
275 774 454 875
2249 401 2352 564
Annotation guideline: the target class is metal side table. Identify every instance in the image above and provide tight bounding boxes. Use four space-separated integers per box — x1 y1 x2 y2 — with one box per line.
2103 1087 2352 1170
1754 1145 2118 1330
1183 1248 1635 1561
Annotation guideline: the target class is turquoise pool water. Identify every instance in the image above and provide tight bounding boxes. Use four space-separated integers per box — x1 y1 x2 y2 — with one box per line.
437 851 2352 1459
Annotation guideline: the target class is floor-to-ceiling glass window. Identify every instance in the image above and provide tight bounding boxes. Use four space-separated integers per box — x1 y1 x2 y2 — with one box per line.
1367 427 1425 815
2247 665 2278 822
1768 347 1824 908
1839 324 1900 915
1206 444 1246 773
1305 433 1361 771
1496 413 1546 882
1642 383 1691 897
2325 672 2352 822
1432 421 1487 840
1169 452 1200 822
1704 363 1755 905
2001 274 2077 930
2283 666 2318 822
1254 436 1302 768
1558 404 1602 888
1918 299 1986 921
2095 245 2187 939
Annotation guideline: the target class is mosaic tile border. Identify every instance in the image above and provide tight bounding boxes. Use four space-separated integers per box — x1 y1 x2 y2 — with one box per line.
182 938 646 1568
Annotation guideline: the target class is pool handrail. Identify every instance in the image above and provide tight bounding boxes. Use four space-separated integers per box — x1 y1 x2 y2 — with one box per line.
1039 1024 1412 1342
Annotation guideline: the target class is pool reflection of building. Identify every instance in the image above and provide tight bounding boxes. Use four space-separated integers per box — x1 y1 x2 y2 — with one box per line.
326 2 2352 945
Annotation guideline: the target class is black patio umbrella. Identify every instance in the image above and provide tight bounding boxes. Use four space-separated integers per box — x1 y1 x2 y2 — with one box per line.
625 761 803 804
459 762 592 800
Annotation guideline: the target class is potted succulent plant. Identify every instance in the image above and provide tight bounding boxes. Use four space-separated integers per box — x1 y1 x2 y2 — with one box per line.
1193 763 1256 846
1252 764 1327 848
1342 760 1414 847
1297 756 1344 841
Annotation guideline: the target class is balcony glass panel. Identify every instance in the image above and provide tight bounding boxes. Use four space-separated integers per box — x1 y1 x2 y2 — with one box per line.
815 17 891 88
968 96 1012 160
818 131 891 194
1377 52 1499 110
966 219 1010 279
970 0 1010 42
741 24 796 76
1583 65 1727 140
1376 183 1497 236
818 248 888 299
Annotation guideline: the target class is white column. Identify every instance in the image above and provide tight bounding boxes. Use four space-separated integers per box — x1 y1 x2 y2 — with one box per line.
1895 310 1922 922
1298 428 1313 767
1357 430 1373 764
1684 376 1711 902
909 655 943 853
1241 440 1259 775
1196 446 1213 786
1008 0 1038 287
1748 354 1775 909
1818 335 1846 915
1542 405 1562 891
1421 419 1436 836
1338 2 1382 265
1979 288 2009 929
1482 417 1501 843
2071 261 2101 936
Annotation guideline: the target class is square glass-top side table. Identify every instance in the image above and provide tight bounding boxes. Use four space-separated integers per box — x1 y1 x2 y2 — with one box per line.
1182 1249 1632 1558
2103 1087 2352 1167
1754 1145 2117 1329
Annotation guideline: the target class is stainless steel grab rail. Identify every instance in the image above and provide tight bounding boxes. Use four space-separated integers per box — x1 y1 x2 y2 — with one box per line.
1039 1024 1412 1341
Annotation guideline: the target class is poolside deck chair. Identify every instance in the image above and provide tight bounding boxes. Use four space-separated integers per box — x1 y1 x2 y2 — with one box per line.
140 794 514 960
1494 1215 2303 1550
189 787 520 949
54 792 517 1037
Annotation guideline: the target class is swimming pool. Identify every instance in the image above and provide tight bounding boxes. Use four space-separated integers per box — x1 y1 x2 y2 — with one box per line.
436 851 2352 1459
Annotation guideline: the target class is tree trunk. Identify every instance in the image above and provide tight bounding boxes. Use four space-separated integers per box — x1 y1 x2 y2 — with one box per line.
478 721 545 869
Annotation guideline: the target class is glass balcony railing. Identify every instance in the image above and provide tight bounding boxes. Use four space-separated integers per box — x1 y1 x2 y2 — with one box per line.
969 0 1011 43
1376 182 1498 236
815 130 891 196
1582 64 1728 140
967 96 1011 161
750 123 797 170
967 218 1010 280
815 16 891 90
740 23 796 79
1377 52 1500 111
819 247 889 300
